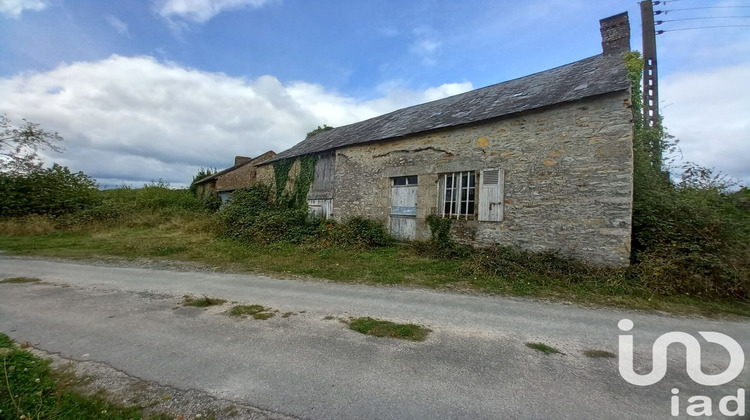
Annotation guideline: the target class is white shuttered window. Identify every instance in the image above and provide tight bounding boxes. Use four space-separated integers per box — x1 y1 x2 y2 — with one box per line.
478 168 504 222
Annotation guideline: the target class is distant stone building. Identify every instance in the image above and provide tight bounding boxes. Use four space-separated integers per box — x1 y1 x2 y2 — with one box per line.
256 13 634 266
194 151 276 203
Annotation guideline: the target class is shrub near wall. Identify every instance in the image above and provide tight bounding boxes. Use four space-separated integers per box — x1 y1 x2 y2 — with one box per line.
219 184 318 244
220 184 392 247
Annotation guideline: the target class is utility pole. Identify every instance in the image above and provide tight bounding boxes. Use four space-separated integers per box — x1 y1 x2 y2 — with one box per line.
640 0 659 129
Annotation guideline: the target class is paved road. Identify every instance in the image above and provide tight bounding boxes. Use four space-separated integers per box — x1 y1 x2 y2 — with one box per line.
0 257 748 419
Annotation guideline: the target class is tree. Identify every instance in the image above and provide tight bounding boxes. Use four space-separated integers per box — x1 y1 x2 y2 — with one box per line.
306 124 334 139
0 114 63 174
189 167 218 195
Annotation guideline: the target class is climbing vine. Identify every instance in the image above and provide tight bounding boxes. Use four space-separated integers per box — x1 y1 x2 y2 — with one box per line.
272 158 294 201
271 155 318 208
291 155 318 208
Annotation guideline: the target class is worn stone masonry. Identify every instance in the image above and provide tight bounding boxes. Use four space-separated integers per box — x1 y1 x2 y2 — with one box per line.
339 91 632 266
255 90 634 266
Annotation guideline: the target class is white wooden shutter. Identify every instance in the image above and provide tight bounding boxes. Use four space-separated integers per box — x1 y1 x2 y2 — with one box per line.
479 168 504 222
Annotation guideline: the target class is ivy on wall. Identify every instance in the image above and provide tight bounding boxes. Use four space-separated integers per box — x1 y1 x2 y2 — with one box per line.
272 154 318 208
272 158 293 201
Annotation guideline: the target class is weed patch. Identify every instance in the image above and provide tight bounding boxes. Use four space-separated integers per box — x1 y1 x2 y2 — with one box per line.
182 295 226 307
348 317 431 341
525 342 562 355
229 305 275 320
583 349 616 358
0 277 41 284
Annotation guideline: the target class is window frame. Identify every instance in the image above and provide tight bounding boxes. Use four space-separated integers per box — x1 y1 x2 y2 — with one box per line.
438 171 476 220
392 175 418 187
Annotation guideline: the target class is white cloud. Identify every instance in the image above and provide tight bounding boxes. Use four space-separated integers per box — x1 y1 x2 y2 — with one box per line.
105 15 129 36
155 0 275 23
0 0 47 18
410 26 442 65
661 63 750 186
0 55 472 187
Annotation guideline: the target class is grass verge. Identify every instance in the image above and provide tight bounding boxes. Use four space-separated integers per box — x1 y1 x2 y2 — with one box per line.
525 342 562 355
229 305 275 320
0 333 170 419
349 317 431 341
0 277 41 284
182 295 226 308
0 215 748 318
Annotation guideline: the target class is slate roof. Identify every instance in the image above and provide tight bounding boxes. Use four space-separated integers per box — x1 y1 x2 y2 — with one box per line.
265 53 630 164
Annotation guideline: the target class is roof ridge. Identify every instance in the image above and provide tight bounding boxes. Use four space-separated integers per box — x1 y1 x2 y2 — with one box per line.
266 52 628 164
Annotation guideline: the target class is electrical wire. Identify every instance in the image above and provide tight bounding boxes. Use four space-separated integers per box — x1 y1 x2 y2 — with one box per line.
655 7 750 15
656 25 750 34
656 16 750 24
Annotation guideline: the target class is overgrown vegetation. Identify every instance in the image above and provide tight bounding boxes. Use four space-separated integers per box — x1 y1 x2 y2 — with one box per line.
0 164 99 217
582 349 616 358
421 215 470 258
219 184 391 247
229 305 275 320
625 51 749 300
0 333 170 419
271 155 318 207
306 124 333 139
525 342 562 355
0 277 41 284
348 317 431 341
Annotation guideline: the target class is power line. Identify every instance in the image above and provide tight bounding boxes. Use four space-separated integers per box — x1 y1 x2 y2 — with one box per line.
656 25 750 34
656 16 750 24
655 7 750 15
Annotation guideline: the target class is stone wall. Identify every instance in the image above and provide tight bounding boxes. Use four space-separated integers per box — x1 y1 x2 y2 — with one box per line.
332 91 634 266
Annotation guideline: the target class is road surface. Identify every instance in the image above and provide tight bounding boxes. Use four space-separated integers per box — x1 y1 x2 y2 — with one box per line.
0 256 748 419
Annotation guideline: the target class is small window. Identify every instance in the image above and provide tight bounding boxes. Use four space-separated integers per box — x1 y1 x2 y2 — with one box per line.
439 171 475 219
393 175 418 186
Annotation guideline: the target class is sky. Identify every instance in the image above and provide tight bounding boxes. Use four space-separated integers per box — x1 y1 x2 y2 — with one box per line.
1 0 748 188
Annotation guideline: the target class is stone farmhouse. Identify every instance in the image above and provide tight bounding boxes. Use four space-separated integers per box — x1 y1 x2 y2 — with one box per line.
194 151 276 203
255 12 634 266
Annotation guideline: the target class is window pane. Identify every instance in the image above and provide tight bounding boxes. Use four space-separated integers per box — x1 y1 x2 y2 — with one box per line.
439 172 476 218
393 177 406 185
406 176 418 185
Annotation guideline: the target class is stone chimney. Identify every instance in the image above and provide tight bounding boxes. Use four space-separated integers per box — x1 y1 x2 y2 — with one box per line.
234 155 253 166
600 12 630 55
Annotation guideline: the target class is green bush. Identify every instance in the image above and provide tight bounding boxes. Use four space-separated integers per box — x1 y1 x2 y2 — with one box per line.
0 164 99 217
220 185 392 247
421 215 470 258
316 217 392 248
627 51 749 300
219 185 321 244
463 245 620 287
631 181 749 299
